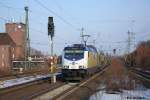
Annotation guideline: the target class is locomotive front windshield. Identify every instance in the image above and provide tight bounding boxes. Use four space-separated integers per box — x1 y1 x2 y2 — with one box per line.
64 48 84 60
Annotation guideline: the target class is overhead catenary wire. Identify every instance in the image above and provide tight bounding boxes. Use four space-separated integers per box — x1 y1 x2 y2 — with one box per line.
0 6 74 44
0 0 79 46
30 27 74 43
0 16 73 46
136 32 150 37
0 1 53 21
0 2 23 11
0 14 131 54
0 2 133 41
34 0 78 30
0 16 10 22
138 34 150 40
0 1 77 35
0 2 49 28
52 0 81 26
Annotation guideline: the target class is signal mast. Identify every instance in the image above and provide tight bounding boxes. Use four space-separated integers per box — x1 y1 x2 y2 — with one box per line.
48 17 56 83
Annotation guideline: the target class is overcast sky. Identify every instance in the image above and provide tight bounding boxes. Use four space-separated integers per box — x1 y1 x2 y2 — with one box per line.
0 0 150 55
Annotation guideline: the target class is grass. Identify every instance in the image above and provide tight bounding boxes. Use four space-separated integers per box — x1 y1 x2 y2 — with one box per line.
102 58 135 92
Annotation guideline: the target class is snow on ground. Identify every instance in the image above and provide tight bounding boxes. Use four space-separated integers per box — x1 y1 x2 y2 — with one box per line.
90 89 150 100
89 58 150 100
0 73 60 89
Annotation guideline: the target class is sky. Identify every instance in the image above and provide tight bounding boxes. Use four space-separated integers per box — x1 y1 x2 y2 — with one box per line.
0 0 150 55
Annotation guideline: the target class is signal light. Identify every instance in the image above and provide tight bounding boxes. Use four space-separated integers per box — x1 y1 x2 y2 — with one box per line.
48 17 54 39
64 66 69 69
79 66 84 69
50 56 53 60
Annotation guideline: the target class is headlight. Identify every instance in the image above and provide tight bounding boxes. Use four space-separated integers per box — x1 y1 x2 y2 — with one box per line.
64 66 69 69
79 66 84 69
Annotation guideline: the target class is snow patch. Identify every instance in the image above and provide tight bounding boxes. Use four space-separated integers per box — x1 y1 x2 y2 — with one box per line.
0 73 60 89
90 89 150 100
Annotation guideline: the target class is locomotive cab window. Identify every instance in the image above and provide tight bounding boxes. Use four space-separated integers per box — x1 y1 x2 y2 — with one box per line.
64 50 84 59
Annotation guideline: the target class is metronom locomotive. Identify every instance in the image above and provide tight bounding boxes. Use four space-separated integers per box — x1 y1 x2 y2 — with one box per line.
62 44 103 80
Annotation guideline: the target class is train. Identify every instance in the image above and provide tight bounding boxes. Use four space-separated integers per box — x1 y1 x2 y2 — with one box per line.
62 44 108 80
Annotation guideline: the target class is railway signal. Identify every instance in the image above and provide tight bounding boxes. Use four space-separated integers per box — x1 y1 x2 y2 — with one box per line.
48 17 54 40
48 17 56 83
49 56 57 73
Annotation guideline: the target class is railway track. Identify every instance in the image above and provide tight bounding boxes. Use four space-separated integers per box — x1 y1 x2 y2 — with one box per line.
0 70 50 81
0 73 61 92
33 66 108 100
131 68 150 82
0 73 64 100
31 82 78 100
0 81 64 100
0 65 108 100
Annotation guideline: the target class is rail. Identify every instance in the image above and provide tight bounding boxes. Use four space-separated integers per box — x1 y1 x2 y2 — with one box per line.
0 73 61 90
131 68 150 82
33 66 108 100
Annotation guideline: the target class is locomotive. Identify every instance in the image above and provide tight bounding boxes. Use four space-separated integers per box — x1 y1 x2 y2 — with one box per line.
62 44 101 80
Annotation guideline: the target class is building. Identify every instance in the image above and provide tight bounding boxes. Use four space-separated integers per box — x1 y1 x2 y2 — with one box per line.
6 23 26 59
0 23 26 73
0 33 16 73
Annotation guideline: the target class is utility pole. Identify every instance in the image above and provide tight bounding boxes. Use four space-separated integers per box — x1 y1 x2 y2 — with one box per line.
25 6 30 69
126 20 135 66
127 30 131 54
127 30 133 66
127 30 135 54
131 20 136 50
80 27 90 46
80 27 84 44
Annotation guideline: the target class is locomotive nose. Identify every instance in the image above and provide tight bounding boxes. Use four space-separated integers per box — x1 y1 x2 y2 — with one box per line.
72 62 75 65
